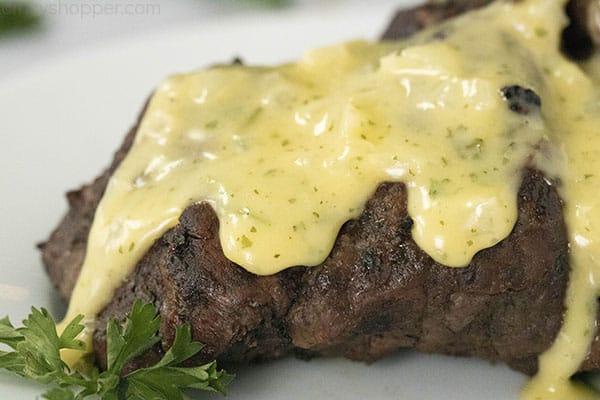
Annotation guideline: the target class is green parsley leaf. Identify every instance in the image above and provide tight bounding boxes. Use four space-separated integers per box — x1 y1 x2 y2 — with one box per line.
105 301 161 374
42 387 76 400
0 1 42 35
0 301 232 399
124 324 234 399
11 307 66 383
0 315 23 348
58 315 86 351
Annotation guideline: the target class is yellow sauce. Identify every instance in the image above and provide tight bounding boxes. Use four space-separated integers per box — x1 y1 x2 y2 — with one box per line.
60 0 600 398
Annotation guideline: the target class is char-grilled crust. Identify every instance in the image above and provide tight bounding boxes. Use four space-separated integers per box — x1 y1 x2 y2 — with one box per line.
88 165 570 375
41 0 600 376
89 165 573 375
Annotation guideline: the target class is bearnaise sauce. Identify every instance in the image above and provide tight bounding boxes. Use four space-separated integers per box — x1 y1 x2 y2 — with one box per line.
61 0 600 397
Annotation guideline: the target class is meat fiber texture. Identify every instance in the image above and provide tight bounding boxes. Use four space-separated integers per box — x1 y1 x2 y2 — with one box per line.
40 0 600 376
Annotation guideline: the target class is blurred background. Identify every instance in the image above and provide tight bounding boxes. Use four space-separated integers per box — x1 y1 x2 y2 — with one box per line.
0 0 407 78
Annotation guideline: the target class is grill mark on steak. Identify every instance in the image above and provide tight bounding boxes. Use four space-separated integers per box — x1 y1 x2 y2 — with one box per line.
40 0 600 377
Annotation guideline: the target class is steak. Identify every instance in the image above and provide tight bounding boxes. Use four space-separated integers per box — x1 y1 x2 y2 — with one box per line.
40 0 600 376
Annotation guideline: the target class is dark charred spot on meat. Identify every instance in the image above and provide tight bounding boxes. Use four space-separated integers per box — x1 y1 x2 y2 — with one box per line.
532 182 554 216
500 85 541 115
561 0 595 60
361 249 381 273
555 253 569 274
399 216 414 235
358 312 393 334
462 268 477 285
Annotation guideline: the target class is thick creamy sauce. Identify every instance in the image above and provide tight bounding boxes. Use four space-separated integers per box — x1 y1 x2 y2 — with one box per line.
61 0 600 397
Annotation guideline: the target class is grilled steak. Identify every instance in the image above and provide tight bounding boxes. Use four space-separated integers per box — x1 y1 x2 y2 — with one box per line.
40 0 600 376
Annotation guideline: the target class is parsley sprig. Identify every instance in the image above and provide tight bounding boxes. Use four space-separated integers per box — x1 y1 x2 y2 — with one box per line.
0 301 233 399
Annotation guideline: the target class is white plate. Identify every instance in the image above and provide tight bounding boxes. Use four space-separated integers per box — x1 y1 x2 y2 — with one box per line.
0 3 527 399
